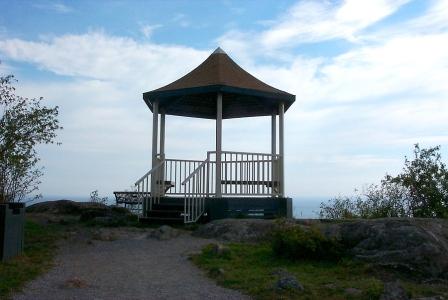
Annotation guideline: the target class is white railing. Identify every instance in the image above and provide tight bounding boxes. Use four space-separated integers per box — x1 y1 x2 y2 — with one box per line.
208 151 282 196
135 150 282 221
182 158 211 223
164 158 206 195
134 159 164 215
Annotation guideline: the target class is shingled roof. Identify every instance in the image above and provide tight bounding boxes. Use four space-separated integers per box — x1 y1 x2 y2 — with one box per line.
143 48 295 119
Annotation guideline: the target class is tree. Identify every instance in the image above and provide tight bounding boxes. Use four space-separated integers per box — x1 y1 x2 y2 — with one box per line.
0 73 61 203
387 144 448 218
320 144 448 219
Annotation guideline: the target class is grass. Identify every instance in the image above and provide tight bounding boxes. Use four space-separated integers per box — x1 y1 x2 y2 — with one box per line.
0 220 63 299
192 242 448 300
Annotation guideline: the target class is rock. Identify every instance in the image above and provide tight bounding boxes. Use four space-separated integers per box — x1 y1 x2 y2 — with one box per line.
345 288 362 296
272 268 304 291
61 277 88 289
380 281 409 300
148 225 180 240
412 296 445 300
27 200 134 226
208 267 225 277
193 219 276 242
92 229 117 241
321 218 448 279
209 243 231 257
323 283 337 289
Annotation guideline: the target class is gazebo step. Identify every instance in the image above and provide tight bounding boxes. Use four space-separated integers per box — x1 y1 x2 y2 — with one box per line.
147 209 183 219
139 216 184 224
151 203 184 211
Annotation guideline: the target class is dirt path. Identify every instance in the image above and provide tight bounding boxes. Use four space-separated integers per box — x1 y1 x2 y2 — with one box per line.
13 227 249 300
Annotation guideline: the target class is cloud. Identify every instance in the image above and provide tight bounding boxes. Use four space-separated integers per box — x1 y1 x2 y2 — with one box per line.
218 0 409 61
0 31 209 87
1 0 448 198
172 13 190 28
139 23 162 39
33 2 73 13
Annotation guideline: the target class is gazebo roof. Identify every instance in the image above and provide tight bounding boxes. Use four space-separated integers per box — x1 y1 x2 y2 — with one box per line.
143 47 295 119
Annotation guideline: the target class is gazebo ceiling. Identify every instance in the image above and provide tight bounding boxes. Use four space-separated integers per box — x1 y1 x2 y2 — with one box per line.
143 47 295 119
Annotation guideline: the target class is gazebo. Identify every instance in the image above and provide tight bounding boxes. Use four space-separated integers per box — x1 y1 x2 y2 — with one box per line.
122 48 295 223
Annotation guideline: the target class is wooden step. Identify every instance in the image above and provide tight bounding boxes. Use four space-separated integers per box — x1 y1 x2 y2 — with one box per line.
147 209 183 219
139 216 184 224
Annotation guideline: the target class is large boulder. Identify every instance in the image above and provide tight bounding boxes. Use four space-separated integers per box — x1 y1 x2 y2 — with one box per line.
194 218 448 280
320 218 448 279
27 200 87 214
27 200 135 226
193 219 276 242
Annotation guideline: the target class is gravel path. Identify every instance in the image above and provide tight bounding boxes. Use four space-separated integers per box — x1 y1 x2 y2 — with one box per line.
13 227 249 300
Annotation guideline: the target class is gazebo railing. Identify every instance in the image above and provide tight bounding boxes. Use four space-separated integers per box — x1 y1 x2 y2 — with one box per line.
135 150 282 220
182 158 212 223
207 151 281 196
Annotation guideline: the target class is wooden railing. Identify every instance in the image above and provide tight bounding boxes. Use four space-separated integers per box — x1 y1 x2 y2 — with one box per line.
135 150 282 221
211 151 281 196
182 158 211 223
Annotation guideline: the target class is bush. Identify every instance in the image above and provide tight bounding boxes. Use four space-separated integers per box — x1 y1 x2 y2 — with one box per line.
271 225 344 261
320 144 448 219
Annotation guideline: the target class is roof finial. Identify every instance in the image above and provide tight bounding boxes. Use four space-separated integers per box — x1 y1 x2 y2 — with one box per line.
213 47 226 54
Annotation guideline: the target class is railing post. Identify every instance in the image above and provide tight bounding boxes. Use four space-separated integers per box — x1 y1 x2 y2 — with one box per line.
206 152 210 197
279 102 285 197
160 111 166 196
216 93 222 198
151 100 159 201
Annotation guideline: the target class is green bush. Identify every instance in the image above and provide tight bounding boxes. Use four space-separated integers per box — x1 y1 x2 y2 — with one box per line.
271 225 344 261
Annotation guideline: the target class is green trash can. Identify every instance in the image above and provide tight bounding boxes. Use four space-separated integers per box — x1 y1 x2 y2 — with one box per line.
0 202 25 262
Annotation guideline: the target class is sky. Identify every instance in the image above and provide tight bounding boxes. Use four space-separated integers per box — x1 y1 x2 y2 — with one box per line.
0 0 447 202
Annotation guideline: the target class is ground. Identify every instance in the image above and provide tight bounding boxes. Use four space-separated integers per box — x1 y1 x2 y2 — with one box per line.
2 211 448 300
10 221 248 300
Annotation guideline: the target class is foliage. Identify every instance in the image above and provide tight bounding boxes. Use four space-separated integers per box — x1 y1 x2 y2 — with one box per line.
192 242 448 300
89 190 108 205
193 241 448 299
0 74 61 203
0 221 62 299
388 144 448 218
320 144 448 219
270 224 344 261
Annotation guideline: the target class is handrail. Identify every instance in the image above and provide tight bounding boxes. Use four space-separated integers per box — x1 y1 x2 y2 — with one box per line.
181 158 209 185
207 150 281 157
134 160 165 185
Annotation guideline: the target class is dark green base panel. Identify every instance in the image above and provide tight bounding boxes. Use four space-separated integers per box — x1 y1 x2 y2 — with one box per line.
205 197 292 221
140 196 292 224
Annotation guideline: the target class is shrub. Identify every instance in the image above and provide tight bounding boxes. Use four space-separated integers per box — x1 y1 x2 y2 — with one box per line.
271 225 344 261
320 144 448 219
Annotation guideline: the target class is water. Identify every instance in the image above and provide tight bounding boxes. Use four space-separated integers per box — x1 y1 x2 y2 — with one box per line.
292 197 328 219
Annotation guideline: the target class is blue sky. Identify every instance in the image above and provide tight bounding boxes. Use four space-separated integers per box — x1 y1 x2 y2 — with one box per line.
1 0 447 201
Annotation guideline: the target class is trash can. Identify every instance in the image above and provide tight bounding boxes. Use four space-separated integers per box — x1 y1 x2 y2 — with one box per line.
0 202 25 262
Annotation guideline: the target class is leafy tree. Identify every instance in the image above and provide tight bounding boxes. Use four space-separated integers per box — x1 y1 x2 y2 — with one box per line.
0 73 61 203
387 144 448 218
320 144 448 219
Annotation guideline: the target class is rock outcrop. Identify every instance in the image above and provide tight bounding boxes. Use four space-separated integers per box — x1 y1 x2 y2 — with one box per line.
192 218 276 242
320 218 448 279
194 218 448 280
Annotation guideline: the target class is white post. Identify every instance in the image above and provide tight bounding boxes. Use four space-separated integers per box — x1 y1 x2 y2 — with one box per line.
271 113 276 156
271 112 277 196
216 93 223 198
160 111 165 160
279 102 285 197
151 100 159 197
159 111 165 195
